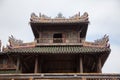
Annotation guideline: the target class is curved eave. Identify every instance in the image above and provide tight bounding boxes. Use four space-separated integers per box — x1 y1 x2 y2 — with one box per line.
0 52 6 55
30 21 89 25
101 49 111 68
3 46 110 55
1 46 111 70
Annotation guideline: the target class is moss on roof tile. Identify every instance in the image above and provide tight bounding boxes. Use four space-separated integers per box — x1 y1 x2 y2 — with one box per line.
4 46 111 55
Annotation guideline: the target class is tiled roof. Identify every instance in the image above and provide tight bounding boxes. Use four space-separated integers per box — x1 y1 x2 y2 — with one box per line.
5 46 111 54
30 12 89 24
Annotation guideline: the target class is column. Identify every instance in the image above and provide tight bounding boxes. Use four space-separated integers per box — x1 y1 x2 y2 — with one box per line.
97 56 102 73
39 32 42 43
77 32 80 43
62 33 66 43
16 56 20 72
29 77 33 80
34 56 38 73
80 55 83 73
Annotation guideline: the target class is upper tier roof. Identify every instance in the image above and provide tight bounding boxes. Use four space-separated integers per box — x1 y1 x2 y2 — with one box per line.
30 12 89 24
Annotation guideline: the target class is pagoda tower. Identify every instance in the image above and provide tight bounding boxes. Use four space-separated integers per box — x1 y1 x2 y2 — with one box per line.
0 12 113 80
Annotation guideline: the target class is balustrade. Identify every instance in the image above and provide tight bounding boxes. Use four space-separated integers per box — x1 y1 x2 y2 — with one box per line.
0 73 119 79
36 38 82 43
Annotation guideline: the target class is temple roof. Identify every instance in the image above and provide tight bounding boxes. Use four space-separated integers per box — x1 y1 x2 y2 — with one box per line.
30 12 89 24
4 45 110 54
1 34 111 54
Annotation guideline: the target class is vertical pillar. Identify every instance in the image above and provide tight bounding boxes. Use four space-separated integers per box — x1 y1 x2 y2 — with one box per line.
39 32 41 38
80 55 83 73
29 77 33 80
82 77 86 80
77 55 79 72
16 56 20 72
39 32 41 43
62 33 66 43
97 56 102 73
39 57 42 73
34 56 38 73
77 32 80 43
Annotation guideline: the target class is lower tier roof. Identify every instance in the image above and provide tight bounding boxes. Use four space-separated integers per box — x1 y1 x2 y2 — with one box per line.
3 45 111 54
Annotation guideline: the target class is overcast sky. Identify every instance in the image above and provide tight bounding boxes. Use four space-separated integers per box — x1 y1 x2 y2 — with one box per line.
0 0 120 73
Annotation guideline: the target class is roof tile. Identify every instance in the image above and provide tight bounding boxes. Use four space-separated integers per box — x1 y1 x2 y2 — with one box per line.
4 46 111 54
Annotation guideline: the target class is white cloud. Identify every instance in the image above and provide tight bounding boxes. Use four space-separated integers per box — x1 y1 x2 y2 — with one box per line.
87 0 120 36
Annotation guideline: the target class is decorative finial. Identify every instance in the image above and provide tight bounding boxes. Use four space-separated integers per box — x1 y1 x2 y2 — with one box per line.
57 13 64 18
8 35 23 47
78 12 80 16
83 12 88 17
80 12 89 21
39 13 41 17
31 13 38 18
94 34 110 48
